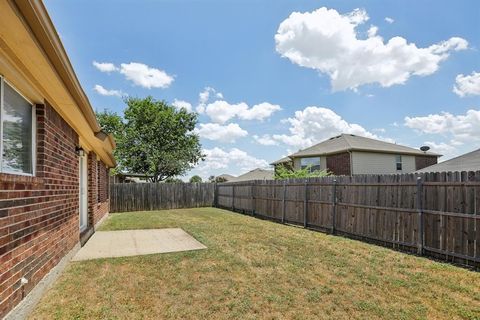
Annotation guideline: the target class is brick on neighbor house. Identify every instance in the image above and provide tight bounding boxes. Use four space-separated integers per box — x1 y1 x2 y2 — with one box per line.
326 152 351 176
415 155 438 171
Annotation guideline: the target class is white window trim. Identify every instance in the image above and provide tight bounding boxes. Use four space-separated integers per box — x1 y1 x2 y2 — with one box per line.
0 76 36 176
395 155 402 171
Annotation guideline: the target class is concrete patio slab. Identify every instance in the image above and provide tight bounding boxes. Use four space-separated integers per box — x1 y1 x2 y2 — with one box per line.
72 228 206 261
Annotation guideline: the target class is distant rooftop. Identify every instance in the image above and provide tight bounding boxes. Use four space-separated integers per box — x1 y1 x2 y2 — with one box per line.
290 134 441 158
228 168 274 182
416 148 480 173
270 156 292 166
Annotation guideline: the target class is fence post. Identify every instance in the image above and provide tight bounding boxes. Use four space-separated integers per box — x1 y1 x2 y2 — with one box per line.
303 179 308 228
416 176 424 255
213 182 218 207
332 179 337 234
232 184 235 212
282 180 286 223
251 181 256 216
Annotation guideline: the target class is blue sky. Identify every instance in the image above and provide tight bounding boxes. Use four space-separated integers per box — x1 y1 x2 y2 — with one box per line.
45 0 480 179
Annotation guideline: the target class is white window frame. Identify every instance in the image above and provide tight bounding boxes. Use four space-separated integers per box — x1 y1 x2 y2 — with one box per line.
395 155 402 171
0 76 36 176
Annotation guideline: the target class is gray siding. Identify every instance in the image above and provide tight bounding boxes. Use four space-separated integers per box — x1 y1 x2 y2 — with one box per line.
352 151 416 174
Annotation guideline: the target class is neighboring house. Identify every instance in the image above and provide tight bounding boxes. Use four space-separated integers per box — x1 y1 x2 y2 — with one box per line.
216 174 235 182
229 168 274 182
271 156 293 176
110 172 153 184
271 134 440 176
416 148 480 173
0 2 115 318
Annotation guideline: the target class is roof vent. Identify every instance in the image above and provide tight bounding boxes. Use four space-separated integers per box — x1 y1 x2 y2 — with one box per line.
420 146 430 152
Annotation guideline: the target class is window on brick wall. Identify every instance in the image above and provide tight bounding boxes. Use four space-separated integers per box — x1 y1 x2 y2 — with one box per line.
0 77 35 175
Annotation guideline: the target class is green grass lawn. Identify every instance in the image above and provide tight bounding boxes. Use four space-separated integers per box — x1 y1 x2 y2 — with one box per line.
31 208 480 320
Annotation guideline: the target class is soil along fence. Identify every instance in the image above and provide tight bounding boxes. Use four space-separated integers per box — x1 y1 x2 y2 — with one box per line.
110 183 215 213
216 172 480 268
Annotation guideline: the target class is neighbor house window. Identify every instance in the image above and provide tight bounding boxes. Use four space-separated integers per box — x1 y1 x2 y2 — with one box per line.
395 155 402 171
0 78 35 175
300 157 321 172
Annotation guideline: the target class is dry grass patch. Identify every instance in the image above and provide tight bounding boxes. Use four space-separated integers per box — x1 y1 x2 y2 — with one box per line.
31 208 480 319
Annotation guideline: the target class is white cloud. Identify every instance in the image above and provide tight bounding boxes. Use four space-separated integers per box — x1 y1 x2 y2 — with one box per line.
453 71 480 97
240 102 282 121
199 87 223 104
269 106 391 149
196 147 269 173
119 62 173 89
423 141 458 159
204 101 281 124
197 87 224 113
367 25 378 37
404 109 480 144
195 123 248 143
385 17 394 24
253 134 278 146
275 7 468 91
93 84 123 97
93 61 118 73
172 99 193 112
203 101 249 124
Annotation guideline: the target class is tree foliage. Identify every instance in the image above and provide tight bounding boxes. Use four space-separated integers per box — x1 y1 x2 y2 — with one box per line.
274 164 330 180
189 175 203 183
96 97 204 182
208 175 227 183
96 109 124 138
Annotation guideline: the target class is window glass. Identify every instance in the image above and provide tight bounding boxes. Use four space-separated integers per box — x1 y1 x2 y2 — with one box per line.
300 157 321 171
395 155 402 171
2 82 33 174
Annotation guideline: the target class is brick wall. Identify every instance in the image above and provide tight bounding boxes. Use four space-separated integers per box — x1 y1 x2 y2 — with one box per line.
415 155 438 171
97 162 109 203
0 102 111 318
326 152 351 176
0 103 79 318
87 156 109 229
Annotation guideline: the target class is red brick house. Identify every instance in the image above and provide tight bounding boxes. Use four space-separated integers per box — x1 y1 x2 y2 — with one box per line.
0 1 115 317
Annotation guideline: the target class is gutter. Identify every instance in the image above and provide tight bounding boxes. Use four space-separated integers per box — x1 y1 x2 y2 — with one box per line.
13 0 115 154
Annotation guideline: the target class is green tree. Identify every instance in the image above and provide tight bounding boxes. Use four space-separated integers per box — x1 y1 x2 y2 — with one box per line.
96 109 124 138
96 97 204 182
189 175 202 183
96 109 124 175
274 164 330 180
208 175 227 183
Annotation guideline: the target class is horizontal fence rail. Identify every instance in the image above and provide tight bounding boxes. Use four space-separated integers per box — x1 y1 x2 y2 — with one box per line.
216 171 480 268
110 182 215 213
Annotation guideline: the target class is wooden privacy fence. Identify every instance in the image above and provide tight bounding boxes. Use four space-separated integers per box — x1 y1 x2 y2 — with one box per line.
216 172 480 268
110 182 215 213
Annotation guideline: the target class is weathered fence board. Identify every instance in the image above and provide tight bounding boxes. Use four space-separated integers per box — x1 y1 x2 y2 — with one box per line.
217 172 480 267
110 183 215 212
